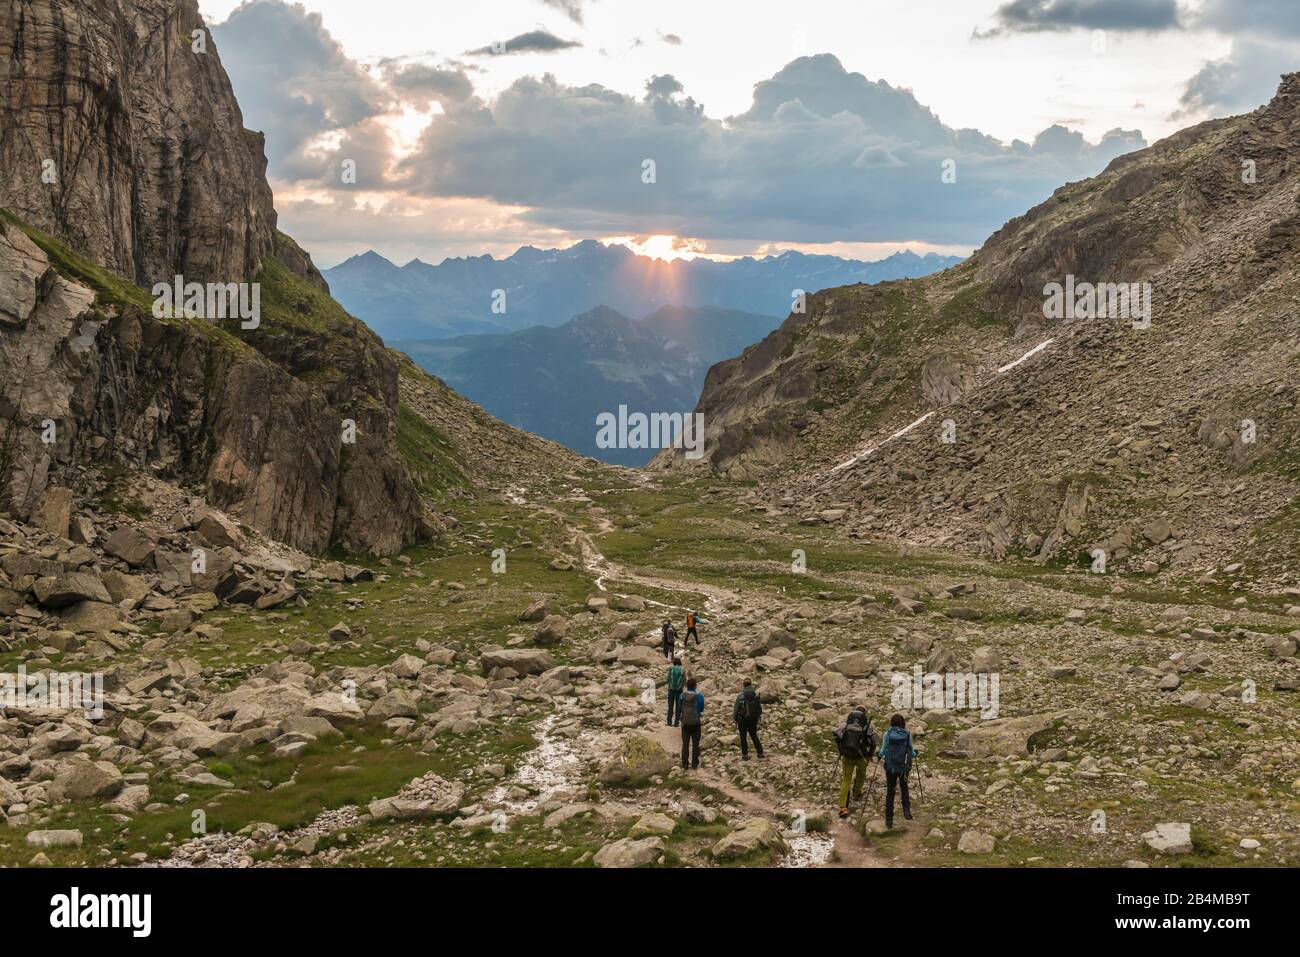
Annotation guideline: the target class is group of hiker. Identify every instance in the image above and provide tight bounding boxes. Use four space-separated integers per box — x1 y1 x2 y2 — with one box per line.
834 707 917 827
660 610 702 659
661 612 921 826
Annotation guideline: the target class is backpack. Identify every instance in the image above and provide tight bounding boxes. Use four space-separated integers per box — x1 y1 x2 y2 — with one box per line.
667 666 684 692
680 691 701 727
884 729 912 773
736 691 760 722
835 714 872 759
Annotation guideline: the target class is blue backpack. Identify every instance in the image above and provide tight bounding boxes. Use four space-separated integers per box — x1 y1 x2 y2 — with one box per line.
884 729 912 773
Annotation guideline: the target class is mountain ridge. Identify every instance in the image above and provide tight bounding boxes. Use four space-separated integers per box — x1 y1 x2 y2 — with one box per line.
325 243 963 340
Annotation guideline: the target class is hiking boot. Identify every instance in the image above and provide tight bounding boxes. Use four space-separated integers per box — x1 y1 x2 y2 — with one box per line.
904 810 914 821
757 752 766 760
838 807 850 819
885 818 893 829
741 754 750 761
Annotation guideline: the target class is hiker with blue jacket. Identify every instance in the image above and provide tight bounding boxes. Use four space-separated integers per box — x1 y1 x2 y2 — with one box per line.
679 677 704 769
879 713 918 828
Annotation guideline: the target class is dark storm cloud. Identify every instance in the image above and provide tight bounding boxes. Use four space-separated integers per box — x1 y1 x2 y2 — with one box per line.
976 0 1181 36
466 30 582 56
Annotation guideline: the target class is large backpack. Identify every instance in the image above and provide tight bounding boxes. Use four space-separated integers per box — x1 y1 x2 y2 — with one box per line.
667 666 685 692
680 691 701 727
884 729 911 773
835 714 872 759
737 691 760 722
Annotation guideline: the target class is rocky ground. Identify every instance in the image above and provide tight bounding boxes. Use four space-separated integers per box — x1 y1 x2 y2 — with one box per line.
2 466 1297 869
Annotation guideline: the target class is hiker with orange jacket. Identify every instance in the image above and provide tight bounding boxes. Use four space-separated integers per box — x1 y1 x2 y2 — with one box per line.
685 609 705 646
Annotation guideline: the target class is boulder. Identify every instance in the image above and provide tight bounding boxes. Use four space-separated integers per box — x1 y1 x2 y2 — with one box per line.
49 758 124 802
629 812 677 838
711 818 785 861
34 572 110 609
59 601 121 633
957 830 996 854
747 627 797 657
534 614 569 645
598 734 675 786
196 509 243 548
518 597 551 622
1143 822 1193 855
953 713 1058 758
826 651 876 678
368 789 463 821
104 527 156 567
144 712 241 756
593 836 664 868
26 830 83 848
478 647 556 676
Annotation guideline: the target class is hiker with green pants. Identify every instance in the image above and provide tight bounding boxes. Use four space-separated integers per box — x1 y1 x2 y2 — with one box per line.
832 706 876 819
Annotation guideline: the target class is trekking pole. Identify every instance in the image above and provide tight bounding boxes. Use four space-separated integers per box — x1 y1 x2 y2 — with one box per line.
857 760 881 829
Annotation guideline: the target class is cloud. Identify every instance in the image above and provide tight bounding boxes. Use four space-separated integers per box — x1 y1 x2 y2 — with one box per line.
212 7 1145 252
1200 0 1300 40
976 0 1181 36
380 62 478 110
539 0 587 24
659 32 683 45
1178 37 1298 116
466 29 582 56
392 54 1143 246
212 1 391 181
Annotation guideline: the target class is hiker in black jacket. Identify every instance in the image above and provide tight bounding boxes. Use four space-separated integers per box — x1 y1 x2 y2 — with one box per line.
733 678 765 760
833 706 875 818
661 620 678 659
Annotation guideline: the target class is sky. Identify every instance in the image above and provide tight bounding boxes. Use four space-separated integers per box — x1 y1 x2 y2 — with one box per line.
197 0 1300 268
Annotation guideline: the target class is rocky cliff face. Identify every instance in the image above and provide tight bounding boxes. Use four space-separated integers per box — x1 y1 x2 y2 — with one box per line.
0 0 277 288
0 0 436 556
657 75 1300 579
0 221 432 556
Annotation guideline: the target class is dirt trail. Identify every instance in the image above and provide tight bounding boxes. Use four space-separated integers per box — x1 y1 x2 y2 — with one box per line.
520 485 923 868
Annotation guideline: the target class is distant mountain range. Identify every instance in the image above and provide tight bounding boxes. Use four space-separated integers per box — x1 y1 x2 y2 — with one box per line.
396 304 783 466
324 241 964 340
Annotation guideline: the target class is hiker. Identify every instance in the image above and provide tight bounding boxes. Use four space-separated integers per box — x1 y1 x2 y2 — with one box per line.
832 706 876 819
679 677 704 769
685 609 704 645
732 678 765 760
879 713 918 828
666 656 685 727
661 620 678 659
